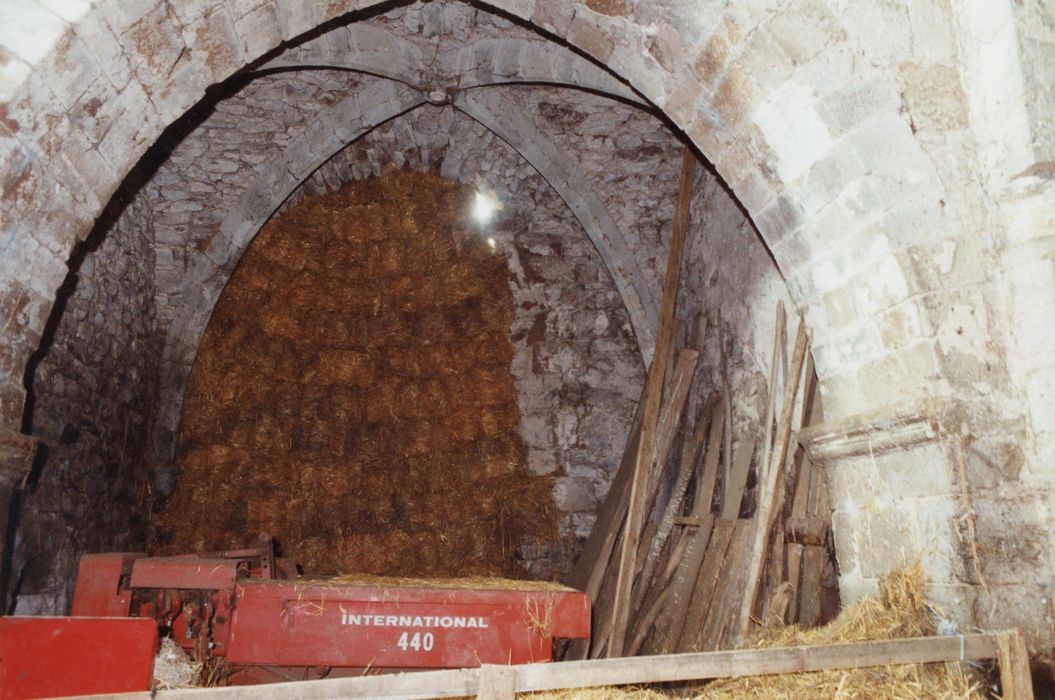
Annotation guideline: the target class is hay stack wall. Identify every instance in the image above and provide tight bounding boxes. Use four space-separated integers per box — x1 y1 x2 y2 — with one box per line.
156 170 557 578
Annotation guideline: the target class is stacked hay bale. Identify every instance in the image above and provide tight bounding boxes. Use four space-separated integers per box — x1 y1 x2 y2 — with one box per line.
155 169 556 577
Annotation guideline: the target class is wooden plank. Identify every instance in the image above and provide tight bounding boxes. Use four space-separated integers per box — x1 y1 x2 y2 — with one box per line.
477 665 515 700
692 519 752 651
586 351 700 659
569 380 646 594
569 353 696 659
786 516 828 546
632 391 718 616
646 514 714 655
586 531 623 658
677 519 735 651
738 314 809 639
84 668 482 699
790 358 824 625
764 581 795 627
583 350 694 629
645 404 724 655
762 523 786 623
626 533 685 655
83 634 1005 700
713 522 755 649
522 635 1002 692
757 303 786 508
720 439 755 520
718 318 732 489
785 548 805 625
608 149 698 657
648 350 700 492
695 400 726 518
998 629 1034 700
798 545 826 628
627 585 671 655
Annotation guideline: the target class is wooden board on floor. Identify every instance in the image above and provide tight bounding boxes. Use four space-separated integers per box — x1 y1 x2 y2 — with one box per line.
82 633 1016 700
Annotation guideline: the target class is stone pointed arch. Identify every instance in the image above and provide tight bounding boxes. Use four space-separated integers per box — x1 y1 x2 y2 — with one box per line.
453 88 658 358
153 81 659 456
153 79 426 456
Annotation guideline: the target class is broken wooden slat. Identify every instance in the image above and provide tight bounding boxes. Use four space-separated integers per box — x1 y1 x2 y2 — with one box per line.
608 149 698 657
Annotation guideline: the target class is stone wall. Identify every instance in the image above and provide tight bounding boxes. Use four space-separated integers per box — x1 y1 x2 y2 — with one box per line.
10 189 159 614
680 168 797 455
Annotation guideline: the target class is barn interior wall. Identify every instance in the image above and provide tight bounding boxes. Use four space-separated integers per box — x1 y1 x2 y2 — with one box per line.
1 0 1053 650
11 189 161 614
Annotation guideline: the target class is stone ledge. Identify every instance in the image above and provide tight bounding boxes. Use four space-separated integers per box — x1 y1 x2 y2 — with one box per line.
798 397 949 462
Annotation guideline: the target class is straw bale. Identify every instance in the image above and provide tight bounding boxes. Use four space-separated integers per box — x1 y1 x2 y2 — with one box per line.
315 349 374 387
154 170 557 578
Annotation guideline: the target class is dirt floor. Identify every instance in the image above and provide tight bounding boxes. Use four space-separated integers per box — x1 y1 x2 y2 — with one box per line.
153 169 557 577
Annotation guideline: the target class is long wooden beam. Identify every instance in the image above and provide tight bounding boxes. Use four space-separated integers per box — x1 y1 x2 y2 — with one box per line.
607 148 698 657
77 633 1009 700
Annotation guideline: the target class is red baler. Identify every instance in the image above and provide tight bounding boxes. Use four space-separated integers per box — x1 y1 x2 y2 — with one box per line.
1 538 590 696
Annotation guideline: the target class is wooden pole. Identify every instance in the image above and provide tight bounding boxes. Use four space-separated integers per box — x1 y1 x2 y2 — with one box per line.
758 303 786 506
737 314 809 639
607 149 697 657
